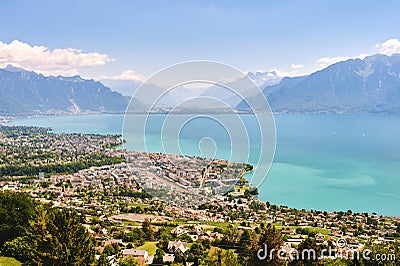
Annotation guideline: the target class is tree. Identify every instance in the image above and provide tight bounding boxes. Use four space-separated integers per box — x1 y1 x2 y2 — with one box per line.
221 226 239 246
97 253 112 266
28 205 96 265
123 227 144 242
1 236 34 262
157 232 172 252
222 250 241 266
202 248 222 266
103 243 120 256
179 234 193 243
153 248 165 264
241 224 284 266
239 229 251 247
189 242 207 257
0 191 36 249
142 218 154 240
202 249 240 266
290 237 321 265
119 255 140 266
244 189 252 199
320 259 351 265
175 252 186 264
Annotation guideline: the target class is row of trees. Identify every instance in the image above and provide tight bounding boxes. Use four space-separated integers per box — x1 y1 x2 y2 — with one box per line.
0 154 125 177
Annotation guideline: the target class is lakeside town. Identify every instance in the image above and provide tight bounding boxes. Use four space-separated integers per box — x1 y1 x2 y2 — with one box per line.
0 125 399 265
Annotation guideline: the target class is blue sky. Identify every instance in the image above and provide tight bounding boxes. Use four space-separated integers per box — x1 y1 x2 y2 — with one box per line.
0 0 399 80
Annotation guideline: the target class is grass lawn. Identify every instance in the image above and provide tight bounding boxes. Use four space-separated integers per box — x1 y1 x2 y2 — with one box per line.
0 257 22 266
289 226 332 235
208 246 221 254
136 241 158 256
205 221 232 229
122 221 141 227
275 225 332 235
304 227 331 235
129 203 149 208
22 186 36 190
234 185 250 193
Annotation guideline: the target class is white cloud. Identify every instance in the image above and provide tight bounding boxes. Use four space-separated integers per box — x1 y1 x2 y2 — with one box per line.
36 69 80 77
271 68 299 77
316 38 400 69
376 38 400 55
291 64 304 69
0 40 113 76
271 63 313 77
316 56 352 67
98 70 145 82
316 53 369 68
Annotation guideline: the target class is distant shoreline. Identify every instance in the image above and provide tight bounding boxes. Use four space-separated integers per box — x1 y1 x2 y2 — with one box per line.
2 109 400 122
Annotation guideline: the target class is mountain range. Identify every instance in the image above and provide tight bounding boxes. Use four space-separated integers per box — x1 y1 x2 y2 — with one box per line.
101 70 282 98
238 54 400 113
0 65 129 115
1 54 400 115
198 71 282 108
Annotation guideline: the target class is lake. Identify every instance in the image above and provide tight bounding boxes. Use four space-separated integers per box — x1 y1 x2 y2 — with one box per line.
8 113 400 216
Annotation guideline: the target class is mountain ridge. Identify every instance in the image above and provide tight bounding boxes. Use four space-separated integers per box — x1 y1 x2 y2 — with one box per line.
237 53 400 114
2 54 400 115
0 66 130 115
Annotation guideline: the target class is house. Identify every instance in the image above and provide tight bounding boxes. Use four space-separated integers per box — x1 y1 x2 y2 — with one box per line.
122 249 148 261
285 238 304 245
104 239 123 247
95 255 118 266
189 234 198 241
315 233 325 243
163 254 175 263
280 244 298 259
192 225 202 235
134 257 145 266
171 226 187 236
70 177 84 187
168 241 188 254
2 184 18 190
281 229 296 235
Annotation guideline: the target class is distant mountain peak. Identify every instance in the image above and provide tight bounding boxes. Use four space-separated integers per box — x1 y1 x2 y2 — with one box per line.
4 64 33 73
246 70 282 87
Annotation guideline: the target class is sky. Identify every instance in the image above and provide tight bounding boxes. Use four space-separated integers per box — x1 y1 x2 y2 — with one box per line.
0 0 400 81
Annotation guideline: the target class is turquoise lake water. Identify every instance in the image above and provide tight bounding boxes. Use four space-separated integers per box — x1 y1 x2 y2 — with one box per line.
8 114 400 216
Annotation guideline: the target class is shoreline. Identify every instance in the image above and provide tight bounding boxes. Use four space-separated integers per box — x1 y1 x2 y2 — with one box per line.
3 109 400 122
2 115 400 218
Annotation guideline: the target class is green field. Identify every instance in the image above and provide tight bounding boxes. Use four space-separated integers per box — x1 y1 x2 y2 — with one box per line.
122 220 141 227
275 225 332 235
129 203 150 208
0 257 21 266
205 221 232 229
136 241 158 256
